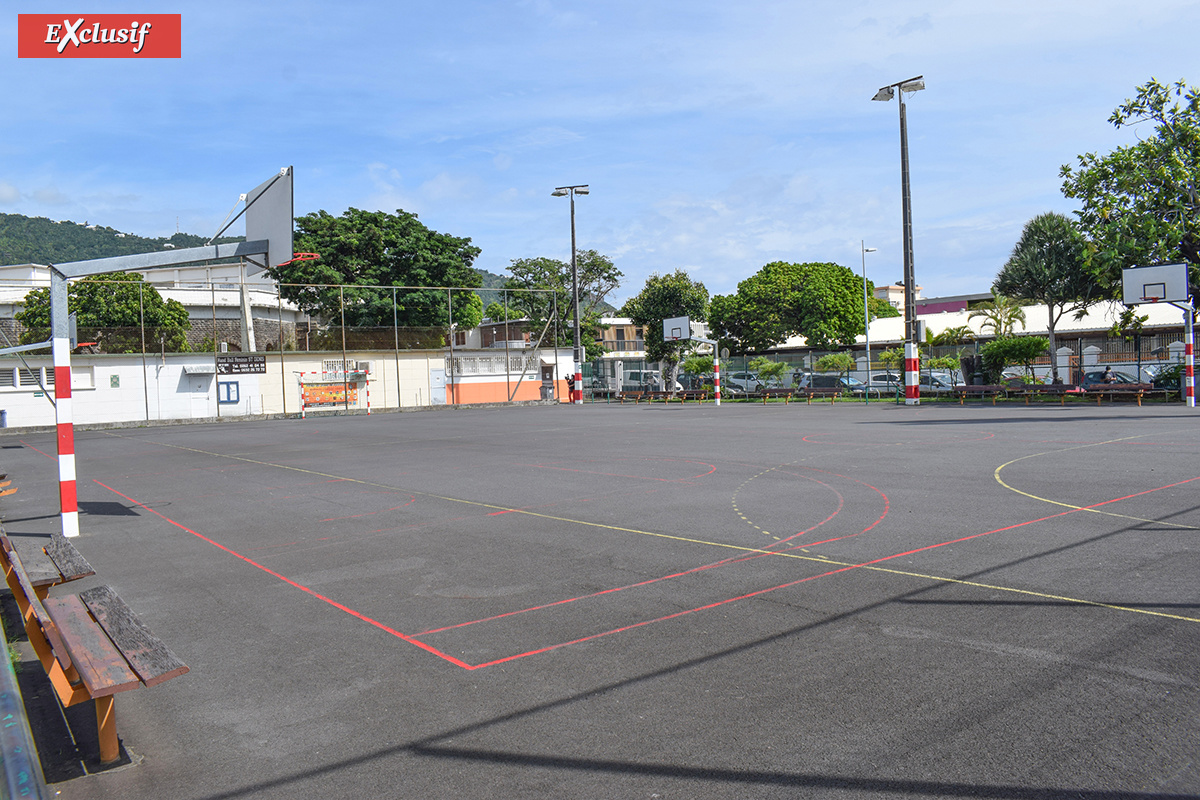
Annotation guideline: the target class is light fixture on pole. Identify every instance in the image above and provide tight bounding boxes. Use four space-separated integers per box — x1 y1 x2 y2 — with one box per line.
552 184 589 404
872 75 924 406
861 242 876 403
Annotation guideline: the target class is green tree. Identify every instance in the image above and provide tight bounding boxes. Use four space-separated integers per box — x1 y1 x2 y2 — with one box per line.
968 294 1027 338
18 272 191 353
980 336 1048 384
813 352 856 386
930 325 974 346
868 295 901 321
993 212 1100 383
878 347 903 371
708 261 864 352
1060 78 1200 299
621 270 709 385
504 250 622 362
268 208 482 329
748 355 790 385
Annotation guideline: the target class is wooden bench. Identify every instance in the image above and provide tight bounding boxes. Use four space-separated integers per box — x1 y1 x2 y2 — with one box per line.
952 385 1008 405
0 533 188 765
758 388 795 404
1008 384 1082 405
676 390 708 403
799 387 842 404
616 391 645 404
1085 384 1151 406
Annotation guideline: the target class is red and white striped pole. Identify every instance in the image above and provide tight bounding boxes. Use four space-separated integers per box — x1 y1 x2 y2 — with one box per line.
713 355 721 406
50 273 79 538
365 368 371 414
904 341 920 405
1185 305 1195 408
299 372 307 419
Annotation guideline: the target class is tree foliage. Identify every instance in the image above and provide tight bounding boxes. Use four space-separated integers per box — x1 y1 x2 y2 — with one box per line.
980 336 1048 383
504 250 622 362
748 356 790 384
813 352 855 380
968 294 1027 338
268 208 483 329
1060 78 1200 298
708 261 864 353
621 270 709 372
18 272 191 353
993 212 1099 382
0 212 240 266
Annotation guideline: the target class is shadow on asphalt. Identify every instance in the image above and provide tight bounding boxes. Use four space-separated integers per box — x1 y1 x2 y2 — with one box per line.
182 509 1194 800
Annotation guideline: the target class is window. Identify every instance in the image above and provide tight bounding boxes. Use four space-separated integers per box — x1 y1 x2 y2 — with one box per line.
217 381 240 404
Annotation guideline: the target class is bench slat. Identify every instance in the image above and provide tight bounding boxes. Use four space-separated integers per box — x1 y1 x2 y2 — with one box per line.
5 537 61 588
80 585 189 688
44 533 95 583
43 595 141 698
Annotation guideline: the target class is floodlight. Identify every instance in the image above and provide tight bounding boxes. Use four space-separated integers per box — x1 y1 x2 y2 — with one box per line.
871 86 894 102
551 188 569 197
900 78 925 93
574 186 589 195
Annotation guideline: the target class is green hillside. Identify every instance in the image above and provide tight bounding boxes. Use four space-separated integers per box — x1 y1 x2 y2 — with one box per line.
0 212 614 313
0 213 241 266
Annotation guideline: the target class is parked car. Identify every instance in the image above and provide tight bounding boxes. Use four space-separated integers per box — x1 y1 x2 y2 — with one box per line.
724 371 763 393
796 373 872 395
621 370 681 391
1080 369 1139 387
1151 364 1184 390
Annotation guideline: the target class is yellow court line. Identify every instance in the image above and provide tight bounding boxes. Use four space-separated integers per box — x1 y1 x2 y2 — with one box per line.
994 435 1200 530
108 433 1199 625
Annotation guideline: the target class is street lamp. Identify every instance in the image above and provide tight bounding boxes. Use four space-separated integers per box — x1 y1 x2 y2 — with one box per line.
552 184 589 404
872 75 924 406
861 242 876 403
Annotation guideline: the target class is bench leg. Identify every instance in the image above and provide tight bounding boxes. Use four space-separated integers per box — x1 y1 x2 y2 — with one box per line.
97 695 120 765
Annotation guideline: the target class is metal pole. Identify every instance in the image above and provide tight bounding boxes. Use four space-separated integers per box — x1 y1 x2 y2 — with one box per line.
49 270 79 537
393 286 401 408
446 289 455 404
899 92 919 406
278 291 287 416
570 191 582 404
340 285 348 412
862 242 873 404
139 281 150 420
211 283 220 418
504 289 511 402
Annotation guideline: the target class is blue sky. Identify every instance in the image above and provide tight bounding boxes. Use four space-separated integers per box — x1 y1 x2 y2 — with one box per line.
4 1 1199 306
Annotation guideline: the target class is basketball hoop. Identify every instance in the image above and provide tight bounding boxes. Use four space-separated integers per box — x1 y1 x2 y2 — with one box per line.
274 252 320 268
1141 296 1161 303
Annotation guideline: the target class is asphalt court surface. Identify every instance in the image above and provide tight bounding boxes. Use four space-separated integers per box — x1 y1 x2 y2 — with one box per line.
1 401 1198 799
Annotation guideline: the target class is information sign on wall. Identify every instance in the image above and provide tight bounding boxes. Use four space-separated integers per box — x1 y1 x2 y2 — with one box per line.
216 355 268 375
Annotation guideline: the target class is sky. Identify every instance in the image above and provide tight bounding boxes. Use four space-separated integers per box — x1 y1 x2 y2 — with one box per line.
3 1 1199 307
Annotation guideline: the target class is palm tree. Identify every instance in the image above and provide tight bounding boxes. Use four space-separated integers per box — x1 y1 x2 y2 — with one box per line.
968 294 1027 338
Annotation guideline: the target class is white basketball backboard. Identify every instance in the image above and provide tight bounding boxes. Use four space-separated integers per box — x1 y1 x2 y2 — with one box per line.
1122 263 1190 305
245 166 294 272
663 316 691 341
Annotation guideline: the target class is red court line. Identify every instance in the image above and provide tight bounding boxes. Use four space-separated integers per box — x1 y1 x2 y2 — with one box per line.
93 480 474 670
93 469 1199 672
418 468 887 636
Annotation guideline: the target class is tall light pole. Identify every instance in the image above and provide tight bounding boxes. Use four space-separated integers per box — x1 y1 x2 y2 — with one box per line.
872 75 924 405
552 184 589 404
861 242 876 403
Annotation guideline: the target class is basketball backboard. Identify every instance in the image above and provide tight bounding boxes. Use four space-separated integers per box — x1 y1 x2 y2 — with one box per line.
1122 263 1190 305
244 166 294 273
663 316 691 341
